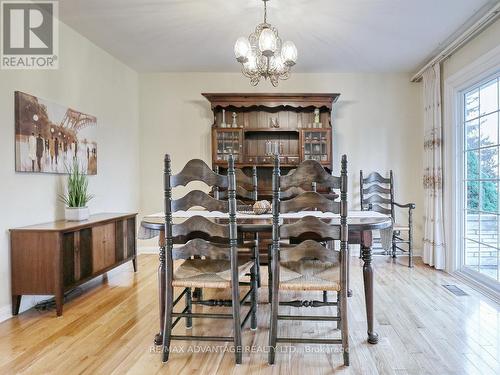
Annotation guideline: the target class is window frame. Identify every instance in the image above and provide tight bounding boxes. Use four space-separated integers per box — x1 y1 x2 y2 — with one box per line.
459 74 500 286
443 43 500 300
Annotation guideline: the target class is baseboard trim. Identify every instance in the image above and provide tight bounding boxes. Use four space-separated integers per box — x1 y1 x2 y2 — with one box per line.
452 271 500 304
0 304 11 323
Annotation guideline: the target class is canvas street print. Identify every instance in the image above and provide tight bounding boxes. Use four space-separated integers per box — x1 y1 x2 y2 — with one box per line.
15 91 97 175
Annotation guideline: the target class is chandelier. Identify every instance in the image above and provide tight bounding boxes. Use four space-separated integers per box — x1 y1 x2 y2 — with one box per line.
234 0 298 87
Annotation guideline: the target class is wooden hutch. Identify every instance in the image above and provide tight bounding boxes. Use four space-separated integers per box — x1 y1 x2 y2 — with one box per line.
203 93 340 197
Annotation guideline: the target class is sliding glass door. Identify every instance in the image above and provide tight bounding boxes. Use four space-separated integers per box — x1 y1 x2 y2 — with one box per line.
462 74 500 287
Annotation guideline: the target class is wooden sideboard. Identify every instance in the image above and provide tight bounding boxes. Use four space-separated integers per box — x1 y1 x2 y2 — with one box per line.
10 213 137 316
202 93 340 197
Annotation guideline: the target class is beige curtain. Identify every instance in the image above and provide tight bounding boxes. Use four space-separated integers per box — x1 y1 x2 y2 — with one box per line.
422 64 446 269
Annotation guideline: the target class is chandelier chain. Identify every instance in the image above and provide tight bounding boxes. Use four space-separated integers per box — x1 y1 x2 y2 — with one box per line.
263 0 267 24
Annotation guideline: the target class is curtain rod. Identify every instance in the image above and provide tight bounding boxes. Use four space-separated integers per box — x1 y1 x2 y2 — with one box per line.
410 2 500 82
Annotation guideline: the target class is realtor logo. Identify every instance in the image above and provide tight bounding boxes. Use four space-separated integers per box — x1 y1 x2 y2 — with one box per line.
1 1 58 69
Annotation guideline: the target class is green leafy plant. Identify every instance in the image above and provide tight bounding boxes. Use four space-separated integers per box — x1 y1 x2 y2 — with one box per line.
59 159 94 208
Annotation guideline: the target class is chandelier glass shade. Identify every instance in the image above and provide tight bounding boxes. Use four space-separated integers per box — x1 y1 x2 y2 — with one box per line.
234 0 297 87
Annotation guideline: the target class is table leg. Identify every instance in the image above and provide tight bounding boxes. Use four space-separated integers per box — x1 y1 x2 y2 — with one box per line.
155 236 166 345
347 245 352 297
361 230 379 344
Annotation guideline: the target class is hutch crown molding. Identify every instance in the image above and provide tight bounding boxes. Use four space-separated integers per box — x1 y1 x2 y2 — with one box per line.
203 93 340 196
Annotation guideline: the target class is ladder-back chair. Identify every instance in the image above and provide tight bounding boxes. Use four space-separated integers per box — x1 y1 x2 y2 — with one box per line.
214 165 261 286
266 155 349 366
360 170 416 267
267 160 347 302
215 166 258 202
161 155 258 364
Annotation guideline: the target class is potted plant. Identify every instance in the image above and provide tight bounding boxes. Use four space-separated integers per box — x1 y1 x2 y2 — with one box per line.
60 159 94 221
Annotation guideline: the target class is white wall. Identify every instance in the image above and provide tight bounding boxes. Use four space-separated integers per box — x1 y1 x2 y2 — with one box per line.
138 73 423 252
0 22 140 319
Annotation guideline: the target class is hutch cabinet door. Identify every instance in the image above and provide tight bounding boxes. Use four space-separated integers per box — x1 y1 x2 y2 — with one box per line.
92 223 116 272
212 128 243 163
300 129 332 164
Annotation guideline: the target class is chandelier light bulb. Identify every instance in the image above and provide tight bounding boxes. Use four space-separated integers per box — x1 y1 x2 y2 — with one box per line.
281 41 298 66
258 28 277 57
272 55 285 71
234 37 251 63
244 52 258 72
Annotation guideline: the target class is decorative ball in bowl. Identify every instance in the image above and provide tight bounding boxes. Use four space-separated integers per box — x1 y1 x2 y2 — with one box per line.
253 200 271 214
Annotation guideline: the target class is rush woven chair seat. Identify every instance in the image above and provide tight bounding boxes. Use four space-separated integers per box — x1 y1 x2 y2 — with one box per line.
173 256 253 289
262 240 341 291
267 154 350 366
161 155 258 365
360 170 416 267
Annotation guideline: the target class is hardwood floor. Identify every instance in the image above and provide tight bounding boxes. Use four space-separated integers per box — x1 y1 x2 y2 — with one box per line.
0 254 499 374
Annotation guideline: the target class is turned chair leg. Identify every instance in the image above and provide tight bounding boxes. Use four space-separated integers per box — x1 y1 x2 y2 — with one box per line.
336 292 341 330
254 234 261 287
185 288 192 329
268 288 278 364
161 284 174 363
341 287 349 366
251 265 258 330
230 268 243 364
392 233 397 259
408 230 413 268
268 247 278 365
267 244 273 303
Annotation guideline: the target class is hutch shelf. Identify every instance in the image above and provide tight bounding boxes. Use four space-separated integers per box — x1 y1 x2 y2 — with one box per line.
203 93 340 197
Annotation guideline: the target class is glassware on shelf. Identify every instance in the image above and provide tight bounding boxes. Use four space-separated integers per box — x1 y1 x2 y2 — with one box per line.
221 109 227 128
314 108 320 124
232 112 238 128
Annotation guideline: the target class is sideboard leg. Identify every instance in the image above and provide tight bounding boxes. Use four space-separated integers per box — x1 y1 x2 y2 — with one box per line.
55 291 63 317
132 257 138 272
12 295 21 315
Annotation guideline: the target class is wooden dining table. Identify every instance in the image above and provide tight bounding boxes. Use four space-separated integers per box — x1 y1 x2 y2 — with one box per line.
140 210 392 346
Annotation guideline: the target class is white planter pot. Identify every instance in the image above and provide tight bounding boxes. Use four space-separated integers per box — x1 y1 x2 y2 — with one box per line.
65 207 90 221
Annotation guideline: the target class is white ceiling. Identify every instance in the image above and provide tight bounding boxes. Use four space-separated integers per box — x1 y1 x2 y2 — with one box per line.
59 0 494 73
